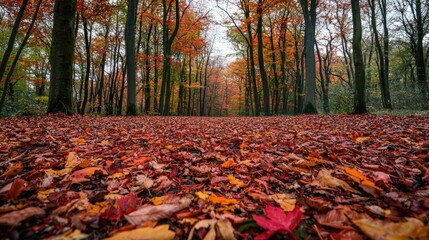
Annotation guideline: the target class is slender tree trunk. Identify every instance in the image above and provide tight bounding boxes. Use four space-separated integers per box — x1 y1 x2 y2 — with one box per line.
369 0 392 109
48 0 77 114
160 0 181 115
257 0 270 116
0 0 41 115
144 24 153 114
351 0 367 114
0 0 29 88
245 8 261 116
80 13 91 114
125 0 138 116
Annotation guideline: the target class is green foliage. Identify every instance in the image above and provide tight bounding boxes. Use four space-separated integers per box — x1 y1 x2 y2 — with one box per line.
0 83 47 117
330 84 353 114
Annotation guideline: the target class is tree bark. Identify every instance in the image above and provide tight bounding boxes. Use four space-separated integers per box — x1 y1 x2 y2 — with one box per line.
48 0 77 114
351 0 367 114
257 0 270 116
299 0 318 114
125 0 138 116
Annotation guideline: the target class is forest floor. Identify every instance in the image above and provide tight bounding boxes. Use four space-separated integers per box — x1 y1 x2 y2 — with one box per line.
0 114 428 239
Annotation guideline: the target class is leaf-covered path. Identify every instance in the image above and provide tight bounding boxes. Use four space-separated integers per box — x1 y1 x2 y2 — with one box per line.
0 115 428 239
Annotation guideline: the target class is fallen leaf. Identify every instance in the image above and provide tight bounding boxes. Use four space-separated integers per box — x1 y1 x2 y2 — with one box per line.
50 229 89 240
355 137 371 143
135 175 154 189
315 206 368 229
6 178 26 200
228 175 246 187
125 196 192 225
216 218 236 240
208 195 238 205
222 159 235 168
65 167 108 184
353 218 429 240
187 219 217 240
105 224 175 240
187 219 236 240
365 205 391 217
44 152 80 178
195 191 210 200
252 205 302 240
1 162 23 178
341 167 382 191
270 194 296 212
312 169 360 193
0 207 45 226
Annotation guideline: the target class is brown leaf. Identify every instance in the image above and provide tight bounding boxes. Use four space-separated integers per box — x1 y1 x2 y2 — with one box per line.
125 196 192 225
312 169 360 193
0 207 45 226
353 218 429 240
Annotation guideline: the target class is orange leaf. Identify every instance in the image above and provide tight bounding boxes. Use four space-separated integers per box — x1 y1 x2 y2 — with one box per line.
208 195 238 205
341 167 382 191
66 167 108 184
1 162 23 178
221 159 235 168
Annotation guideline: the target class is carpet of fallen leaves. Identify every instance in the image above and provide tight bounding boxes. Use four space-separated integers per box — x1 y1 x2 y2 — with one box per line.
0 114 429 239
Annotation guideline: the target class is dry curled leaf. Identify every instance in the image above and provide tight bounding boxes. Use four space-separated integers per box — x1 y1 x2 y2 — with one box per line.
353 218 429 240
312 169 360 193
125 196 192 225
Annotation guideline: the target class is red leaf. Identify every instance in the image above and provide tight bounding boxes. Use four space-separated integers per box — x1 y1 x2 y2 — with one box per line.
101 193 140 220
252 205 302 240
7 178 26 200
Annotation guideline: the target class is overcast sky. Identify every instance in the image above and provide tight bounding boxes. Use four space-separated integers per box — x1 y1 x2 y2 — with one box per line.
204 1 236 63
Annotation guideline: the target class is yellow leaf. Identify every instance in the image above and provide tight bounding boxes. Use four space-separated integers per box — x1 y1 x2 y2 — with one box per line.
228 175 245 188
221 159 236 168
44 152 80 178
88 201 109 214
151 196 165 206
341 167 382 191
195 191 210 200
37 189 55 200
353 218 429 240
270 194 296 212
105 225 175 240
165 145 176 151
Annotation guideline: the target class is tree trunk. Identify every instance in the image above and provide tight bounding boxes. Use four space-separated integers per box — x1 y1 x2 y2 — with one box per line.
369 0 392 109
125 0 138 116
351 0 367 114
257 0 270 116
0 0 41 115
48 0 77 114
80 13 91 114
299 0 317 114
415 0 429 108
